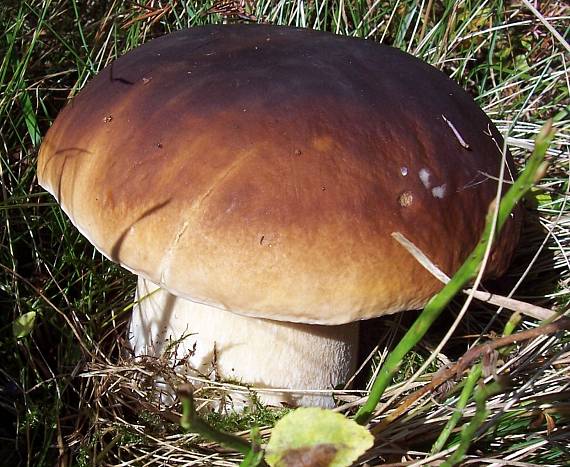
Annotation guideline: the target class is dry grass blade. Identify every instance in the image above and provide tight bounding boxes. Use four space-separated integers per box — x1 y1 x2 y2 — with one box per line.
521 0 570 54
371 317 570 434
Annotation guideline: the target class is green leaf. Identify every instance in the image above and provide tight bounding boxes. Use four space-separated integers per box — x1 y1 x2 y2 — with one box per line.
20 91 41 147
265 408 373 467
13 311 37 338
526 187 552 208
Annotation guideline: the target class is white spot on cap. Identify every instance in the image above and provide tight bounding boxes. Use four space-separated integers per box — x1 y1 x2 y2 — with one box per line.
432 184 447 198
400 167 408 176
419 168 431 188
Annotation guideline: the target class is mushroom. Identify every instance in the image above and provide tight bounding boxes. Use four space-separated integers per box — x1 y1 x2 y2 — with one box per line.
37 25 521 407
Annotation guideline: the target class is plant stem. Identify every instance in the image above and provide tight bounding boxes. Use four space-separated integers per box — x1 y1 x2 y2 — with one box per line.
179 387 253 456
431 366 482 454
440 380 504 467
431 311 521 454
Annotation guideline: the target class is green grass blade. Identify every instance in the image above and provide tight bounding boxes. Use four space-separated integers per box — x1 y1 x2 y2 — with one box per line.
239 427 265 467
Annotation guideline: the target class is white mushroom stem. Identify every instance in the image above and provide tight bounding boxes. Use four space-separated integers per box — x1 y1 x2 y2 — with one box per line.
129 277 359 408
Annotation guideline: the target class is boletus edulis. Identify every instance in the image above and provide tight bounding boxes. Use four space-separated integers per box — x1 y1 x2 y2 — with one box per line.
37 25 521 407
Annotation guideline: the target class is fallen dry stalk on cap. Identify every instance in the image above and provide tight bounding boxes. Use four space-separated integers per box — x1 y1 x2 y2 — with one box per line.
391 231 559 322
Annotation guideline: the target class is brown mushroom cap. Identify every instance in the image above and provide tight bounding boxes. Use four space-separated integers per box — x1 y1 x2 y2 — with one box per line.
37 25 521 324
